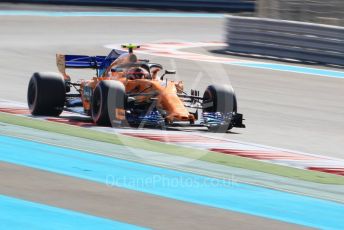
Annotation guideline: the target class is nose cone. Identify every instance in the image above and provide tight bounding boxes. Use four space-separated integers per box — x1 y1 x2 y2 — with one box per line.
157 82 195 122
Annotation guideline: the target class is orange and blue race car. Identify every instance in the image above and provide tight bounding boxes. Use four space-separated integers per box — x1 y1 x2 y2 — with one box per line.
27 44 245 132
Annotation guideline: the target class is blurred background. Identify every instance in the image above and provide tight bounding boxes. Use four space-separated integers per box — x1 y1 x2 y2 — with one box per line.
3 0 344 26
257 0 344 26
3 1 343 67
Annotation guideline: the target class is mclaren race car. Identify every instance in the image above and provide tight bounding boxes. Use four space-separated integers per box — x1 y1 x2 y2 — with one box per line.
27 44 245 132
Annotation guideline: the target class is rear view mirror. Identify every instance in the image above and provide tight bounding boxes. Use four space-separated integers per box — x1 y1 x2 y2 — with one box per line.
160 70 176 80
165 70 176 74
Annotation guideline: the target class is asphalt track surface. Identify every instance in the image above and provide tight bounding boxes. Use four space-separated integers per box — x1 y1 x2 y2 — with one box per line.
0 3 343 229
0 162 308 230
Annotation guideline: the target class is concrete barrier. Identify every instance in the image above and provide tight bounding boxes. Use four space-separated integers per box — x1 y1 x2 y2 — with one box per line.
226 16 344 66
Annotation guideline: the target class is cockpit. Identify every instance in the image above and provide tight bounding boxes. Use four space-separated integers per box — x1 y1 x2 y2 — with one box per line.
109 62 163 81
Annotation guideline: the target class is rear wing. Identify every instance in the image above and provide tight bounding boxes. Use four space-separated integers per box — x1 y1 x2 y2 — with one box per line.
56 49 126 77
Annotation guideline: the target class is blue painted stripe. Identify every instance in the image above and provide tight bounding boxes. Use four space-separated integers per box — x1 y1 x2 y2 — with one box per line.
0 194 147 230
0 10 223 18
232 62 344 79
1 135 344 229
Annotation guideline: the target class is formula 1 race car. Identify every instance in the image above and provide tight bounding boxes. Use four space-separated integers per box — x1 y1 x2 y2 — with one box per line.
27 44 245 132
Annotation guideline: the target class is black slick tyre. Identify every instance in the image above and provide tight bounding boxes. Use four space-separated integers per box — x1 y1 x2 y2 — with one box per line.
27 72 66 116
203 84 237 132
91 80 126 126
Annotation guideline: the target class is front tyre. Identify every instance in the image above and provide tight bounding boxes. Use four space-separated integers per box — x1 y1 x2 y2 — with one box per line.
91 80 126 126
27 72 66 116
203 84 237 132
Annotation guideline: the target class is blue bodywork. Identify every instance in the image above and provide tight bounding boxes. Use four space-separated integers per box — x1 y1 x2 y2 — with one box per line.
202 112 232 126
125 109 233 128
64 49 127 77
126 109 165 126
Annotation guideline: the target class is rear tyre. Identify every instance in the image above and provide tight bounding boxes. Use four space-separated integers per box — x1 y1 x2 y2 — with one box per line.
27 72 66 116
91 80 126 126
203 84 237 132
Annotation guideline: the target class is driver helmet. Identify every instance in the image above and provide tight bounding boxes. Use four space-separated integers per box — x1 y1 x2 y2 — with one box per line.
127 67 148 80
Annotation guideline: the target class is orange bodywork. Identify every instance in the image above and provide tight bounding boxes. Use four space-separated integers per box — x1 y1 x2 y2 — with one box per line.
73 52 195 123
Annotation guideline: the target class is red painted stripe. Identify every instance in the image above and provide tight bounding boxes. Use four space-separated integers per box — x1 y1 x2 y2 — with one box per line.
152 51 174 55
4 105 342 176
308 167 344 176
0 107 29 115
210 148 322 161
156 42 190 45
122 133 224 143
